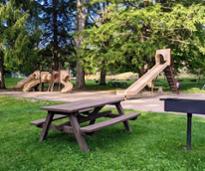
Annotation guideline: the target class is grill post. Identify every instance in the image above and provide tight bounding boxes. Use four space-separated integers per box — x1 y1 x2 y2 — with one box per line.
186 113 192 150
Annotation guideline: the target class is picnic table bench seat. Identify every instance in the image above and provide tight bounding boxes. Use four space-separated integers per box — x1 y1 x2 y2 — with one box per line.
32 95 140 152
31 114 66 127
80 113 139 133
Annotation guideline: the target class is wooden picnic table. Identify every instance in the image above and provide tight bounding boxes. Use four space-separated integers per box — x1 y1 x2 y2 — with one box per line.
32 96 140 152
162 98 205 150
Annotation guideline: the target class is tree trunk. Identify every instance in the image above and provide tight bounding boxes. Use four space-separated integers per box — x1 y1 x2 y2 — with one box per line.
138 64 149 77
75 0 86 89
0 56 5 89
99 60 106 85
144 0 150 6
52 0 59 71
76 61 85 89
99 68 106 85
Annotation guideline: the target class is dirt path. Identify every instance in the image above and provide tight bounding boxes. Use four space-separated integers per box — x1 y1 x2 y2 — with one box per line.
1 90 205 114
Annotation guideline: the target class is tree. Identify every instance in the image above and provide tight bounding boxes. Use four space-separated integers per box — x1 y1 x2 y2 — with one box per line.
36 0 76 71
81 2 205 79
0 0 29 88
75 0 88 89
0 50 5 88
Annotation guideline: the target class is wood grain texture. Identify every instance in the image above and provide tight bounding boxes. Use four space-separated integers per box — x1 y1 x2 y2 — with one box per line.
39 113 54 142
116 103 132 132
42 96 124 114
69 114 89 152
80 113 140 133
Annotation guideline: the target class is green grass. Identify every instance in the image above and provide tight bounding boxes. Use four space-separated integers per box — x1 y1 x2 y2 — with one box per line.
5 77 22 88
155 78 205 93
1 96 205 170
84 80 132 91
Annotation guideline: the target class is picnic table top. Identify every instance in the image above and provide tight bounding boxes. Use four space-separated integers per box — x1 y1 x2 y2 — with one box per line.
42 95 124 113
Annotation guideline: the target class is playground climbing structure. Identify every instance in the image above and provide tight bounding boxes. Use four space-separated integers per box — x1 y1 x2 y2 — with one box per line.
15 70 73 93
124 49 178 98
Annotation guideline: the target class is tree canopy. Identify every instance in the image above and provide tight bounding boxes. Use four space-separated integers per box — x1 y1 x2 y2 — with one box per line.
1 0 205 88
81 2 205 76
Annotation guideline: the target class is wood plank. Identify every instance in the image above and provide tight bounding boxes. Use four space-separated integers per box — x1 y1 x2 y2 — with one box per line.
80 108 94 114
32 111 113 130
88 106 104 125
78 111 112 123
31 114 67 127
69 114 89 152
42 95 124 114
39 113 54 142
37 123 74 134
80 113 140 133
115 103 131 132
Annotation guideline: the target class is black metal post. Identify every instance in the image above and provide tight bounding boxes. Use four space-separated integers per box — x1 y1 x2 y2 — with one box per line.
186 113 192 150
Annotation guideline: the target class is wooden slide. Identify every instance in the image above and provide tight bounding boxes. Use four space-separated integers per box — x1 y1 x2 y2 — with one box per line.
23 80 41 92
61 82 73 93
124 49 177 98
15 74 36 90
15 70 73 93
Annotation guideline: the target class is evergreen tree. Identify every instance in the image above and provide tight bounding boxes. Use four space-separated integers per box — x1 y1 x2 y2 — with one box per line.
0 0 29 88
36 0 76 71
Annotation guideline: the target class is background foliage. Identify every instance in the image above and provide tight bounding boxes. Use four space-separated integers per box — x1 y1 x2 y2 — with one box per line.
1 0 205 88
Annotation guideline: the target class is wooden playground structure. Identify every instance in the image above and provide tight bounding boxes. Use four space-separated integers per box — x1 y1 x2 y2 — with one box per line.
124 49 178 98
15 49 178 96
15 70 73 93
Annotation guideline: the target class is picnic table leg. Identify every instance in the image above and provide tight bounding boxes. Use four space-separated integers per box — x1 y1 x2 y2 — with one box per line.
40 112 54 142
89 106 104 125
186 113 192 150
69 114 89 152
115 103 132 132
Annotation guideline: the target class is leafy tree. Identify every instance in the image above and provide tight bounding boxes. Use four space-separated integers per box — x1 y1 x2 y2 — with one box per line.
81 2 205 80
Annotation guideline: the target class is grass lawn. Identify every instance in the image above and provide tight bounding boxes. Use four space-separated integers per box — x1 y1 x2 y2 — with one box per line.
5 77 22 89
155 78 205 94
1 96 205 170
